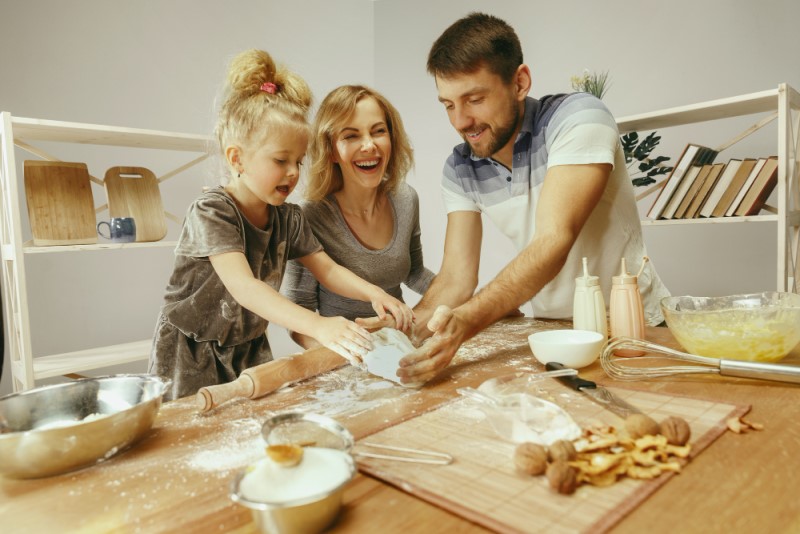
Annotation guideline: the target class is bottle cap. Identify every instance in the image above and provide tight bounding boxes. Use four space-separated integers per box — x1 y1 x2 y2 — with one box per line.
612 257 648 285
575 256 600 287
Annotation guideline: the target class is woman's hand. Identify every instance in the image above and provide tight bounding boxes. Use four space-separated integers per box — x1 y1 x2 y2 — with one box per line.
366 288 414 333
315 316 373 366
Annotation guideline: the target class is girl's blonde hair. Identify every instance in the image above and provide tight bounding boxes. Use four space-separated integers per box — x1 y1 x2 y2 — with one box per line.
306 85 413 201
215 49 313 157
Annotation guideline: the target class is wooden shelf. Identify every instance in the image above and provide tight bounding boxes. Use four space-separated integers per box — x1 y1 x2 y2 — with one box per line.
10 116 210 152
22 240 178 254
619 83 799 293
617 87 780 133
10 339 152 380
1 111 212 391
640 214 778 226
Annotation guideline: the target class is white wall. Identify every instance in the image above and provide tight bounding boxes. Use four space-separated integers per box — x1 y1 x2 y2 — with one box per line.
2 0 798 395
0 0 375 395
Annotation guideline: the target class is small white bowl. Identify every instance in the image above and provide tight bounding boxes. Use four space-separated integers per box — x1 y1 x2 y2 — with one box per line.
528 329 606 369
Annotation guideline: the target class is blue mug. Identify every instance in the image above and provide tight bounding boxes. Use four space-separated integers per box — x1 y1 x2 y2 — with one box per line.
97 217 136 243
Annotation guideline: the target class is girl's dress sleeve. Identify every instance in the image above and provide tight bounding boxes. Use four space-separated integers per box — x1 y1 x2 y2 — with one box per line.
175 194 245 258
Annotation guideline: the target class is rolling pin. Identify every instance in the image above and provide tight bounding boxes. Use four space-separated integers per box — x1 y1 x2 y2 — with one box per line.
196 346 347 413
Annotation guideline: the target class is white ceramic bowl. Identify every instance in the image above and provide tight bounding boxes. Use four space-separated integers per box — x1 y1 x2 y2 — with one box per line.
528 329 606 369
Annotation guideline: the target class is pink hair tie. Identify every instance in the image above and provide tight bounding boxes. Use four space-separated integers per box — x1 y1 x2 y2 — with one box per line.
260 82 278 94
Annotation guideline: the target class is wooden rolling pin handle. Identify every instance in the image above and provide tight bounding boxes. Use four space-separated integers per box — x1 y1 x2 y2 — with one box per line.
196 373 256 413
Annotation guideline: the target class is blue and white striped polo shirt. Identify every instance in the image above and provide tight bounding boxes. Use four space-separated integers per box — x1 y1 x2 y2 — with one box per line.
441 93 669 323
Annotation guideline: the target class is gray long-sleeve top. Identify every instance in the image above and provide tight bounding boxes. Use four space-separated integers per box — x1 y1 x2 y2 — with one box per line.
282 182 435 320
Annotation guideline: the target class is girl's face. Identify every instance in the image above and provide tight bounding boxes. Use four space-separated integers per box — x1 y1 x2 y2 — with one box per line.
238 126 308 206
333 96 392 191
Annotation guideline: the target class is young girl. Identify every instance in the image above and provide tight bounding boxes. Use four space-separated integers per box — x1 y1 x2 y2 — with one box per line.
283 85 435 350
149 50 413 400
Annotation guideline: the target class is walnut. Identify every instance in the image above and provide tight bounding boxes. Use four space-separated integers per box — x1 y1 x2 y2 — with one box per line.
546 460 578 495
548 439 577 462
659 416 691 446
624 413 660 439
513 442 548 476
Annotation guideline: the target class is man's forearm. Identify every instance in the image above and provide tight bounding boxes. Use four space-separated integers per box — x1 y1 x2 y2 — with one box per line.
413 272 475 327
455 232 572 337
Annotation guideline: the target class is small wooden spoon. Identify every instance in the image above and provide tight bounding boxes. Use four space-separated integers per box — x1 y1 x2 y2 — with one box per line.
266 444 304 467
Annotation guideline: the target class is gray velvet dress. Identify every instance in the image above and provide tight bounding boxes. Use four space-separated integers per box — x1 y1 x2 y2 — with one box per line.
149 187 322 400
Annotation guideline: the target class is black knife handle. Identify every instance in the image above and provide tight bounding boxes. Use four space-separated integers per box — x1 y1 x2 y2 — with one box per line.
545 362 597 390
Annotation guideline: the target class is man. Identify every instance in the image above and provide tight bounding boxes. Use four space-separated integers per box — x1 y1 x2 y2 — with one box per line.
395 12 670 385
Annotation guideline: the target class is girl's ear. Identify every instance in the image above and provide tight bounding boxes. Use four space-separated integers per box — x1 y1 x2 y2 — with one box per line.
225 145 242 172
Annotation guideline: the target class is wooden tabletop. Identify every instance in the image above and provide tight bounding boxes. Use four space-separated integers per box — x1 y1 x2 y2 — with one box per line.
2 318 800 533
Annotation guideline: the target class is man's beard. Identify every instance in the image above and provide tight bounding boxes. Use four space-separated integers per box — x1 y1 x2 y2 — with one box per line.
463 98 521 159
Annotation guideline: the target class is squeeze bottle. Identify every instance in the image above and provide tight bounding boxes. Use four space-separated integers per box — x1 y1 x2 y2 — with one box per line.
573 257 608 338
609 256 648 356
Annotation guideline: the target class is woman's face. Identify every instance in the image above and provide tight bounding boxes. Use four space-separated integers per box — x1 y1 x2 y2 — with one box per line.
333 96 392 191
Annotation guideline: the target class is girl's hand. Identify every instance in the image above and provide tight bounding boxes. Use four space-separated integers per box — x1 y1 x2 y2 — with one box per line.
316 316 373 366
367 289 415 333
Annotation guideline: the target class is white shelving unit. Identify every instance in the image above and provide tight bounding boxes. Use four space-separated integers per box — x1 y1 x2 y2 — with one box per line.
616 83 800 294
0 113 212 391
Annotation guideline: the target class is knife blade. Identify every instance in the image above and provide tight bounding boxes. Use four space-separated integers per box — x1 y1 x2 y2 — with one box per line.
545 362 642 419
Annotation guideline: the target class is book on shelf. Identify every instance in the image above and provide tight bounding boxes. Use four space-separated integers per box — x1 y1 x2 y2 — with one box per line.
685 162 726 218
698 159 742 218
673 164 713 219
733 156 779 216
725 158 768 216
646 143 717 219
709 158 758 217
660 165 701 219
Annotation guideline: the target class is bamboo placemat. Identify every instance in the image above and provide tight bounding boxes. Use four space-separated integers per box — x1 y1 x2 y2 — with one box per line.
356 380 748 534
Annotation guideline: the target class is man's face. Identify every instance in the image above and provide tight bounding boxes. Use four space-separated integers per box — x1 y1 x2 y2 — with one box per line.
436 66 522 159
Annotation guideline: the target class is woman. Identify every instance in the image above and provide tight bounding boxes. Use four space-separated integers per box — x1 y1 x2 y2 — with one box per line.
283 85 435 349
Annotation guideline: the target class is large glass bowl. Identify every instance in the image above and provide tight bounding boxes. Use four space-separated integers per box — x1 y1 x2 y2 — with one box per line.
660 292 800 362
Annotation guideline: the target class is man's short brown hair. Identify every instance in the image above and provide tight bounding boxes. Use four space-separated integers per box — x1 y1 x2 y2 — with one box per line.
427 12 523 83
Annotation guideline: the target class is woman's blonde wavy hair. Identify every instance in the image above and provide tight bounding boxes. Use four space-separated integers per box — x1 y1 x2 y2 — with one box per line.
305 85 413 201
215 49 313 160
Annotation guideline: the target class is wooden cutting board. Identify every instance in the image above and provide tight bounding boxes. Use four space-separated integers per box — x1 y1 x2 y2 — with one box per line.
23 160 97 246
103 166 167 242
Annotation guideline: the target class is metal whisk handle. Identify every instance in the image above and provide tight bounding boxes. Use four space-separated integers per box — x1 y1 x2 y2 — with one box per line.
720 360 800 384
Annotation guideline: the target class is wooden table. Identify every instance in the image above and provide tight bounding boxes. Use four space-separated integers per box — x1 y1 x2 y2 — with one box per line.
2 318 800 533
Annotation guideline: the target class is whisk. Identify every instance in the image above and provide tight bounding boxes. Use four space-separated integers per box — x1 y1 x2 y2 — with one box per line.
601 337 800 384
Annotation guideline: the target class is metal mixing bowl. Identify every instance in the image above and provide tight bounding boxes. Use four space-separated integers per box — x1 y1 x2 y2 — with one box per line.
660 292 800 362
0 374 170 479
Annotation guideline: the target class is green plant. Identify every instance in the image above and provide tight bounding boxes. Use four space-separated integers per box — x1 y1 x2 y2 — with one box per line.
570 70 672 187
620 131 673 187
570 69 611 100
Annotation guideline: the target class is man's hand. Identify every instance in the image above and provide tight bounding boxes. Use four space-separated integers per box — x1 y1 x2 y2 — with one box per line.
397 305 471 385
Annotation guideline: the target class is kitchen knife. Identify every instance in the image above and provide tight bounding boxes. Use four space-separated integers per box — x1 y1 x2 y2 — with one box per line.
545 362 642 419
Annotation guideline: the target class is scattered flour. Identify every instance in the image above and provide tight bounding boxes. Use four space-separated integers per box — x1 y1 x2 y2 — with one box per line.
277 365 418 419
184 417 265 473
